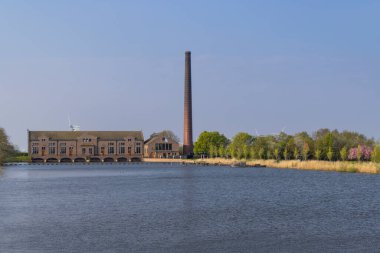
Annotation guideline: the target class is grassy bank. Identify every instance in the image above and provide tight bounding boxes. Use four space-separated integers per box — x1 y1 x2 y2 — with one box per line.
4 154 30 163
144 158 380 174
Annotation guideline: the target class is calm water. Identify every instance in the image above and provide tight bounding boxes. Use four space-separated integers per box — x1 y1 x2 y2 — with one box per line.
0 164 379 253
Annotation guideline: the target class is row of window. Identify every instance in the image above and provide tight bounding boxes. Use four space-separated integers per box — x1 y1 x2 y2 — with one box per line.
32 146 141 155
33 141 141 147
155 143 173 151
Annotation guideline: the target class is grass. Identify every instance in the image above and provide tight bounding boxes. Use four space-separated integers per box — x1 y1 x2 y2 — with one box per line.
4 154 31 163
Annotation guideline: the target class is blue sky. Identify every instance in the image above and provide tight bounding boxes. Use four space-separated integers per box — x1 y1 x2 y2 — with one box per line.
0 0 379 150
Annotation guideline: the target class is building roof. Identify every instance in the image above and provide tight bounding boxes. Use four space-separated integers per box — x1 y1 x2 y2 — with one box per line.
29 131 144 141
144 131 179 145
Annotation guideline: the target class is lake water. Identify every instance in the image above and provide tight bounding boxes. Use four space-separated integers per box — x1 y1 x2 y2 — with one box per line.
0 163 379 253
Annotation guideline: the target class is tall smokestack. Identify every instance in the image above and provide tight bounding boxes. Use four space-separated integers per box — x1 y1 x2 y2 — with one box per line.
183 51 193 157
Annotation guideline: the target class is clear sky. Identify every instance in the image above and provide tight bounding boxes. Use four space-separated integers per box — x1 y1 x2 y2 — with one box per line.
1 0 379 150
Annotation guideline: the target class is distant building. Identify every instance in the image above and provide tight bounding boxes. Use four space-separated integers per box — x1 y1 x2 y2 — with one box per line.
28 131 144 163
144 132 180 158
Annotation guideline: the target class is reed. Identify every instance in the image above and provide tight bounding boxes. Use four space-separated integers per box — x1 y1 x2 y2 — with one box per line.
144 158 380 174
205 158 379 174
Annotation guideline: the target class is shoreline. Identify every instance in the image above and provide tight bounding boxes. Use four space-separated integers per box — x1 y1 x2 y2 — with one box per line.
2 158 379 174
144 158 380 174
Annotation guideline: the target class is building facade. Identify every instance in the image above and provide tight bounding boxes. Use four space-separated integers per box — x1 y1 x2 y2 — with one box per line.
28 131 144 163
144 132 180 158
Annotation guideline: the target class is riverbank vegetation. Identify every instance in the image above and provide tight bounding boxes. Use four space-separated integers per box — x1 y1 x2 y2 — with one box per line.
194 129 380 164
0 128 18 165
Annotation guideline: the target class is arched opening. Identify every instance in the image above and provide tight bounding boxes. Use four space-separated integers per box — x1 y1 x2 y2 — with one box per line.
60 158 72 163
89 157 101 163
103 157 114 163
131 157 141 162
74 158 86 163
117 157 128 162
46 158 59 163
32 158 44 163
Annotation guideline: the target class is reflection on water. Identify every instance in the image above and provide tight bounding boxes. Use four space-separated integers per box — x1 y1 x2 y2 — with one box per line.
0 163 380 252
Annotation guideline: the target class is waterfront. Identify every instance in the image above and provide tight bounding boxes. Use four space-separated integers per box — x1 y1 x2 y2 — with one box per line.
1 164 380 252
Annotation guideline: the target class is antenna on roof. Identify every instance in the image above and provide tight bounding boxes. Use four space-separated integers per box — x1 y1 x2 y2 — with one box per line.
68 114 80 131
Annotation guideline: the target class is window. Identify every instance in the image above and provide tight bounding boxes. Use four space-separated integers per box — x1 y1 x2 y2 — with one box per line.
101 147 105 155
119 147 125 154
127 147 132 154
32 142 39 146
69 147 74 156
60 147 66 154
82 148 86 155
135 147 141 154
155 143 173 151
60 143 66 147
89 148 93 155
32 147 39 154
108 146 114 154
128 138 132 142
48 147 56 155
41 138 46 142
83 138 92 143
48 142 55 147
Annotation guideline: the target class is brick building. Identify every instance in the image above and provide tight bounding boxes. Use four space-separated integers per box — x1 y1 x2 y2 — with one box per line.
144 132 180 158
28 131 144 163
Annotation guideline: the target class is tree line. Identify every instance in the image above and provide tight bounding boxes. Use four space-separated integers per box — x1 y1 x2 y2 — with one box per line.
194 129 380 162
0 128 17 165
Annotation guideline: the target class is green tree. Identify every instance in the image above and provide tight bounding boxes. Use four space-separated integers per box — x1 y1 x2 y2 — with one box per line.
274 148 280 161
194 131 229 157
218 145 225 158
250 146 256 160
266 150 272 160
285 137 296 159
327 146 334 161
302 142 310 161
340 147 347 161
294 132 314 159
258 147 265 159
229 132 254 160
0 128 15 165
225 146 232 159
372 145 380 163
357 145 362 162
209 145 217 158
283 148 289 160
315 149 321 160
294 147 299 160
242 144 250 160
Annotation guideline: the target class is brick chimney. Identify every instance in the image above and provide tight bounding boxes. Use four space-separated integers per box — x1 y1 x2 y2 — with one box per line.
183 51 193 157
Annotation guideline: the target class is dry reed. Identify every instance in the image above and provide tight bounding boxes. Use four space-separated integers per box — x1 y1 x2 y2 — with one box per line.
144 158 380 174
